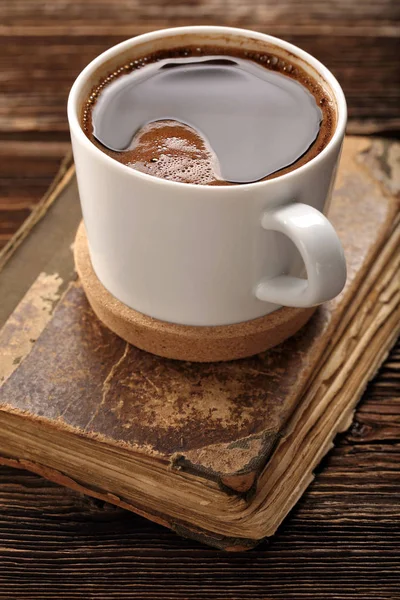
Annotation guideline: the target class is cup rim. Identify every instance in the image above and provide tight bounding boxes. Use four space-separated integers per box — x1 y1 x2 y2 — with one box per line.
67 25 347 191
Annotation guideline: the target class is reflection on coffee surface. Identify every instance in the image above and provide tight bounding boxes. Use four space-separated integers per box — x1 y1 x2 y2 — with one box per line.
82 46 335 185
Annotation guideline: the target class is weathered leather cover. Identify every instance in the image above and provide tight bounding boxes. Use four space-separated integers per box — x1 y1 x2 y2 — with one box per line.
0 137 398 549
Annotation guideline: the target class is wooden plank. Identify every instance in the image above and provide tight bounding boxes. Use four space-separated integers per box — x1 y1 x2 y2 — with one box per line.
0 0 397 27
1 0 399 249
0 0 399 136
1 33 398 134
0 142 70 250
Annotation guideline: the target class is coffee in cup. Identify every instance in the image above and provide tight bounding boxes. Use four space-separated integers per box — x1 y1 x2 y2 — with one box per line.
82 45 335 185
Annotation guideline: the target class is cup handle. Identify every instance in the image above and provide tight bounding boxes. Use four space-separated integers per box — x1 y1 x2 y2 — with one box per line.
256 202 347 307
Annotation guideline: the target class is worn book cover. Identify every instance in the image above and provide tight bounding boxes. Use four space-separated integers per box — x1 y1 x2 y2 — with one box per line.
0 137 399 550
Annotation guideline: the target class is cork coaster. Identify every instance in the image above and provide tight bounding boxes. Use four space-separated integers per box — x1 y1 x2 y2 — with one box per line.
74 222 316 362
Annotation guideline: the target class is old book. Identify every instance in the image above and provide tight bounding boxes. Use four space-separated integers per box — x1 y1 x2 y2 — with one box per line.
0 137 399 550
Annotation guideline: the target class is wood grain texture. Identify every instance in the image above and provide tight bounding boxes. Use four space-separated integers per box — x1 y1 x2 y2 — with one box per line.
1 1 399 135
1 0 399 249
0 142 69 249
0 341 398 600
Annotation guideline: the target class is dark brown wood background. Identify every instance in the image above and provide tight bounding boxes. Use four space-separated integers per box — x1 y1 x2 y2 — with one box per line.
1 0 400 251
0 1 399 598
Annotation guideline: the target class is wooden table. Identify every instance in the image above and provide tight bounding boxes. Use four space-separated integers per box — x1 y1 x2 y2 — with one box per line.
0 1 399 598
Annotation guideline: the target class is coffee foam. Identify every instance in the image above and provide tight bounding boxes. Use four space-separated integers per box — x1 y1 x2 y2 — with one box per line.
117 120 223 185
82 44 336 185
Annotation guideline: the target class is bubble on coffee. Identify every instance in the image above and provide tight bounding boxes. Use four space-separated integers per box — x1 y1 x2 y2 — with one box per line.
85 49 333 185
119 120 222 185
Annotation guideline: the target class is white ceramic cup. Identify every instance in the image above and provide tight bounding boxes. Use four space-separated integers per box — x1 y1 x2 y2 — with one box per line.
68 26 347 327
